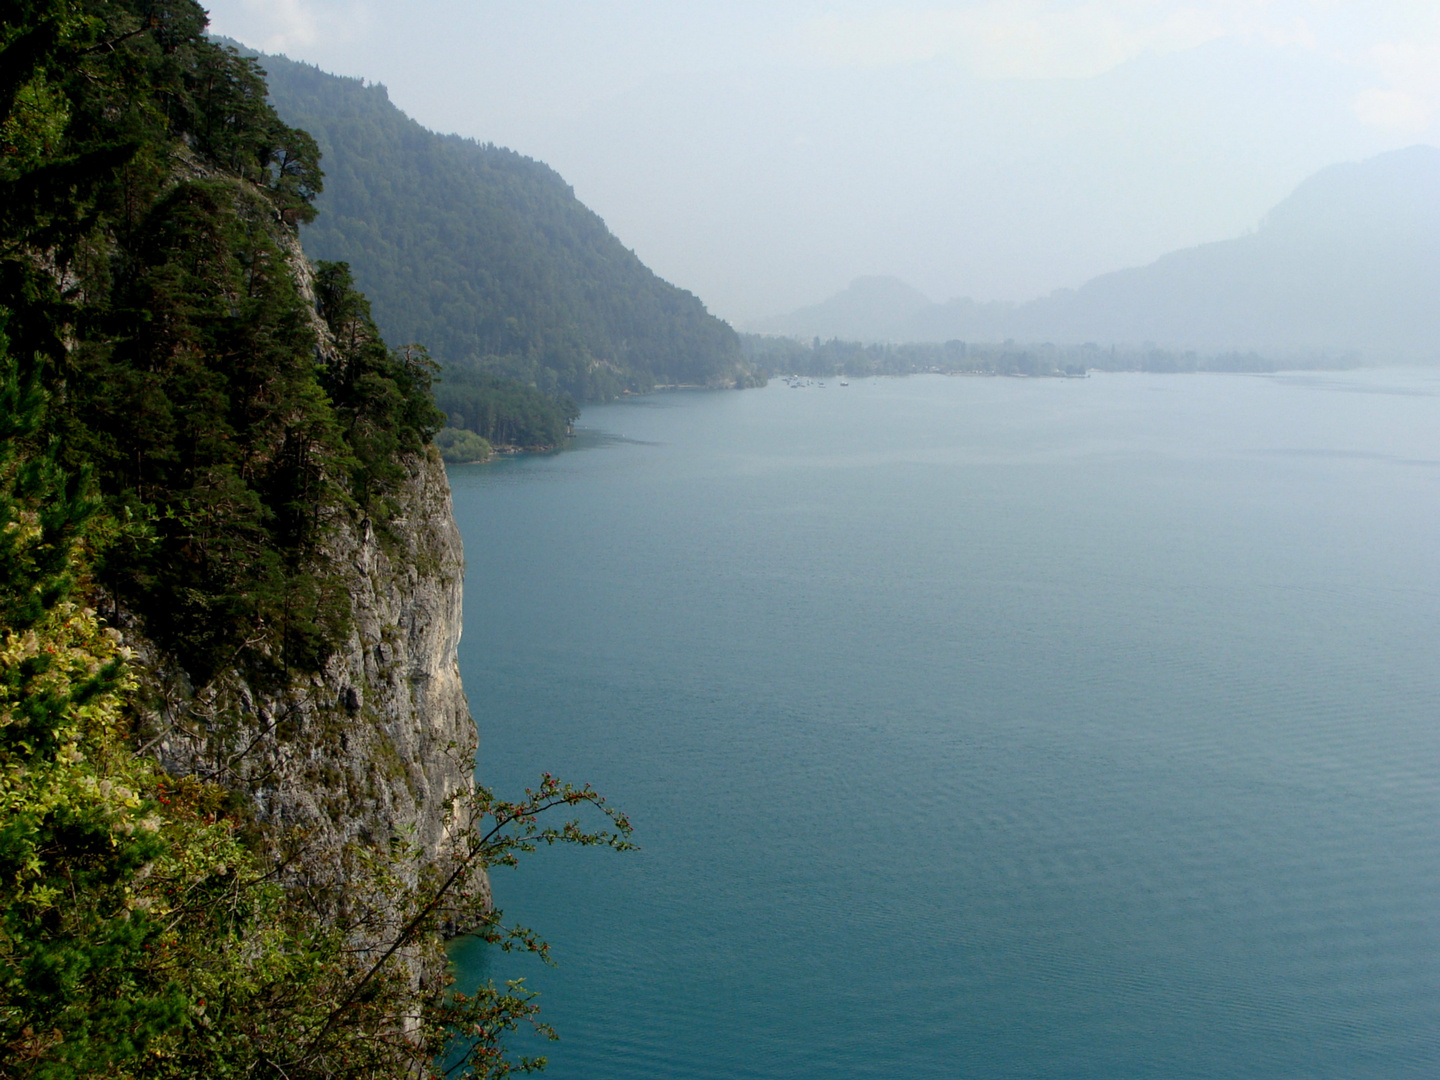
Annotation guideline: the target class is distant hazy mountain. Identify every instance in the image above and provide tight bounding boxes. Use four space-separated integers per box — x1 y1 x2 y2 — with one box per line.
755 146 1440 361
747 277 934 340
246 48 753 400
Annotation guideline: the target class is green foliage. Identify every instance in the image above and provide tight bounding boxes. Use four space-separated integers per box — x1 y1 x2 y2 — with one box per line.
0 313 96 632
62 175 357 679
0 601 634 1076
434 428 493 465
0 1 447 680
0 599 177 1076
253 50 757 404
312 260 445 506
433 366 577 450
0 301 202 1071
0 70 70 174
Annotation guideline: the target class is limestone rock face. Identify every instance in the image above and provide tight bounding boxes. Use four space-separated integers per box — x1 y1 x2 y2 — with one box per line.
136 447 477 884
111 219 483 992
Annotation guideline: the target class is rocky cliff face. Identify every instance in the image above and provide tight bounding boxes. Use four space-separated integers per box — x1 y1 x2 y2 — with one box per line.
118 239 482 972
131 448 476 893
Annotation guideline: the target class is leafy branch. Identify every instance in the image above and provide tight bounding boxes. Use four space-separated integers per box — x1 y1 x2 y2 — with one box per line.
297 774 634 1069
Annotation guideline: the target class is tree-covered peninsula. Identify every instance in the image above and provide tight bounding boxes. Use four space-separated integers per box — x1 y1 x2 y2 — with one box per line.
0 2 626 1074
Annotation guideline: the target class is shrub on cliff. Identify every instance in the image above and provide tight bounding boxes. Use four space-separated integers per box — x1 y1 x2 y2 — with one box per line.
434 427 494 464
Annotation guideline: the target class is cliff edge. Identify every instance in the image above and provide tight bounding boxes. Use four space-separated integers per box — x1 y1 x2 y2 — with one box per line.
131 448 477 903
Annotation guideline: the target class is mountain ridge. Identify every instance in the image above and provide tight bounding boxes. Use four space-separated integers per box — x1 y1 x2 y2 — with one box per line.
247 47 759 402
751 145 1440 361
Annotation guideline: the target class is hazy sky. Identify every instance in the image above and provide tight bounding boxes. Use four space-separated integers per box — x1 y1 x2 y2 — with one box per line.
204 1 1440 322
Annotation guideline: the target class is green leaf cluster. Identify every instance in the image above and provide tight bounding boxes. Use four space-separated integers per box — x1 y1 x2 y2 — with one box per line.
432 429 492 466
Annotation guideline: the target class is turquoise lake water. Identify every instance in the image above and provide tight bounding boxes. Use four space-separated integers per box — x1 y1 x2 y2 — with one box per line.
446 371 1440 1078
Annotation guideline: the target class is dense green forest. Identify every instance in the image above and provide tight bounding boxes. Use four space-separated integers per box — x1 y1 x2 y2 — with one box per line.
1 3 444 680
434 364 579 451
741 334 1350 378
0 3 623 1074
246 49 758 445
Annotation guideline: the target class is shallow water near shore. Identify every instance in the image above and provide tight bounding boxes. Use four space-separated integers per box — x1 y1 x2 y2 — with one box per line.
447 370 1440 1079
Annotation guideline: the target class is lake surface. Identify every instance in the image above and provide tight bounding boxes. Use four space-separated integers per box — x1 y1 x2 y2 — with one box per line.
447 371 1440 1079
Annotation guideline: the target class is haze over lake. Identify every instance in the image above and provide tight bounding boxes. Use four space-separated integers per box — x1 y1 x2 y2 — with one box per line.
206 0 1440 324
449 371 1440 1079
12 2 1440 1073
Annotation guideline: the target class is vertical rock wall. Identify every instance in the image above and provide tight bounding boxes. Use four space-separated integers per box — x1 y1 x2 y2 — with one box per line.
135 447 477 883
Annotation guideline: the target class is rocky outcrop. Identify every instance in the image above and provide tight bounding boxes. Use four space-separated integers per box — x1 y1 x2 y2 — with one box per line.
91 188 485 993
130 447 476 896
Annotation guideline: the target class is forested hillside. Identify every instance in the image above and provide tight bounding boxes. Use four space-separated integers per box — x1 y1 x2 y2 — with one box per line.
253 50 759 414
